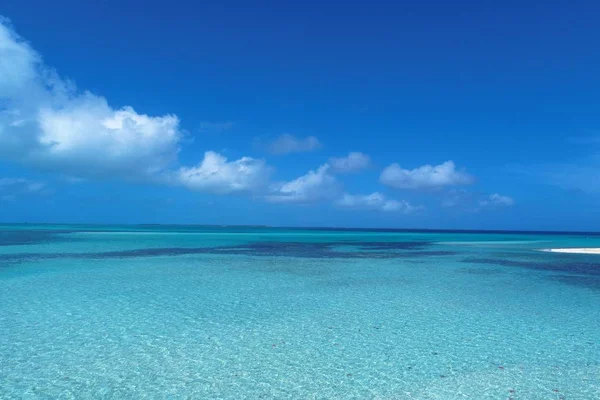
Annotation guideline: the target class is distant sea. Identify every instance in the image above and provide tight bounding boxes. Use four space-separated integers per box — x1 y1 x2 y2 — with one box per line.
1 225 599 399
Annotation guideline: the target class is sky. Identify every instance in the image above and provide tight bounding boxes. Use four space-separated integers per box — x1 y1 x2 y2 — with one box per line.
0 0 599 230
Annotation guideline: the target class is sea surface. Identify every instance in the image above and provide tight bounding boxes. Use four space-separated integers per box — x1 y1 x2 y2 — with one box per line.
1 225 600 399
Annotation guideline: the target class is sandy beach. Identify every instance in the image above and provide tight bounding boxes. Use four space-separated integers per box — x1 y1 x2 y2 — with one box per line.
543 248 600 254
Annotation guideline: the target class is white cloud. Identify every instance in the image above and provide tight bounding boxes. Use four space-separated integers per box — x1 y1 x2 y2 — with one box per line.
380 160 474 190
268 134 322 155
479 193 515 208
175 151 271 194
0 19 183 180
36 100 181 179
266 164 340 203
336 192 420 213
329 152 371 173
0 18 275 196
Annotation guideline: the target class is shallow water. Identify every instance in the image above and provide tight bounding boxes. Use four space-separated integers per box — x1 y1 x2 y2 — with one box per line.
1 225 599 399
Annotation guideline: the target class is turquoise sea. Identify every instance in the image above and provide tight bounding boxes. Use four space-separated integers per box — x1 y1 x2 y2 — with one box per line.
1 225 600 399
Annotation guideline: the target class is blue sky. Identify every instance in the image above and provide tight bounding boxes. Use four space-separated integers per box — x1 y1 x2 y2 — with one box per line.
1 0 599 230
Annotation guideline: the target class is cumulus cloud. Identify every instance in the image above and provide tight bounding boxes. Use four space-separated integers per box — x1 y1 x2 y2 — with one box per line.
266 164 340 203
0 18 275 195
380 160 474 190
0 20 183 180
0 177 48 200
267 134 322 155
0 18 495 215
175 151 271 194
336 192 420 213
329 152 371 173
37 101 182 179
479 193 515 208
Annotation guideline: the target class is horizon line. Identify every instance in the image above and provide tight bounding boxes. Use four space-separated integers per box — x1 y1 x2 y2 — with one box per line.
1 222 600 236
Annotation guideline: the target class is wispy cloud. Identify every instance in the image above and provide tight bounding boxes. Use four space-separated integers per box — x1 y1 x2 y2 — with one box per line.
199 121 236 133
0 177 49 200
520 162 600 193
267 134 322 155
479 193 515 208
336 192 421 213
513 136 600 193
380 161 474 190
329 152 371 173
442 189 514 211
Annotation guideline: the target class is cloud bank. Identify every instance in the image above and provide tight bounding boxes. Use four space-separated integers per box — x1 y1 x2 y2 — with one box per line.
0 17 509 217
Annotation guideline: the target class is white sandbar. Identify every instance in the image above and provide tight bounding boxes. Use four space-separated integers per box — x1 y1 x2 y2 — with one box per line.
543 248 600 254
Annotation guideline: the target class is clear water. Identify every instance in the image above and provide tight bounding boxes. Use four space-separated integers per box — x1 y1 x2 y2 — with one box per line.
1 225 599 399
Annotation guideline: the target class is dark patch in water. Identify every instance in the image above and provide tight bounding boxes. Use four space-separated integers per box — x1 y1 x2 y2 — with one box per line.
462 255 600 290
553 275 600 290
0 254 36 262
0 230 76 246
0 240 454 264
462 257 600 276
141 243 451 259
91 241 441 259
93 247 215 258
413 251 457 256
458 268 504 275
342 241 430 251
